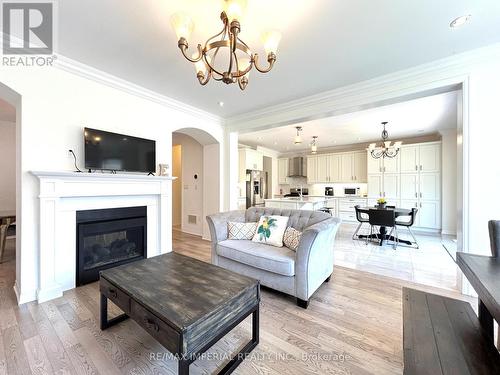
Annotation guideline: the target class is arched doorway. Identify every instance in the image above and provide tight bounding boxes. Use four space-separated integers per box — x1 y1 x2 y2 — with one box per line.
0 82 22 302
171 128 220 241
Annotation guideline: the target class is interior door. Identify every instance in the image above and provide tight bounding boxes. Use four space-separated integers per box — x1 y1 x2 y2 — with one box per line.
341 154 353 182
400 146 419 173
400 174 418 200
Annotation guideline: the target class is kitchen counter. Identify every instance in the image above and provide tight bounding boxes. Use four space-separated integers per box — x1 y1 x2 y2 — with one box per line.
264 197 329 203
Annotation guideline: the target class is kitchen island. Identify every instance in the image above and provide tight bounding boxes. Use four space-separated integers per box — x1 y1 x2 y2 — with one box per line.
264 197 330 211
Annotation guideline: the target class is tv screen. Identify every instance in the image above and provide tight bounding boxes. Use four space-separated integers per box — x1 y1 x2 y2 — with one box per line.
84 128 156 173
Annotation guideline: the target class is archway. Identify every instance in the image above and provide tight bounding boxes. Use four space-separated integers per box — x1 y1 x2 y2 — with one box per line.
171 128 220 241
0 81 22 302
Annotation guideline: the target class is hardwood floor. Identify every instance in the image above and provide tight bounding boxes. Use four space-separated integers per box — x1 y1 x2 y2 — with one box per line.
0 233 475 375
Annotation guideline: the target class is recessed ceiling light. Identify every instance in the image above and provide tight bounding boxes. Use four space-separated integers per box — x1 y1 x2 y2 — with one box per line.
450 15 471 28
218 101 224 107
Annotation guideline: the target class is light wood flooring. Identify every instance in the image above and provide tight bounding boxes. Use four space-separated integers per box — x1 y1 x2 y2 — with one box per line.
0 232 475 375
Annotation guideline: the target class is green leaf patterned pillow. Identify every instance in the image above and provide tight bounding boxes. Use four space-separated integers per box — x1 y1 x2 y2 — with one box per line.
252 215 289 247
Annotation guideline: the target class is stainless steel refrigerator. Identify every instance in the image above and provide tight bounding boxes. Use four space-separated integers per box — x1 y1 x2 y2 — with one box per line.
246 170 268 208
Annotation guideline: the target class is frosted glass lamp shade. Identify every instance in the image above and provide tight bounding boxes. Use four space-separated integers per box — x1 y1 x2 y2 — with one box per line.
262 30 282 55
223 0 247 21
171 13 194 40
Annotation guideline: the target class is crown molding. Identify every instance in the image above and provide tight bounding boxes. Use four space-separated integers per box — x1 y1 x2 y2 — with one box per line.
226 43 500 132
54 55 223 125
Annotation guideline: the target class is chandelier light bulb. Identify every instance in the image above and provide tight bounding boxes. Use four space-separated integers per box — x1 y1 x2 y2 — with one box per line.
262 30 282 55
223 0 247 22
171 13 195 41
368 143 376 151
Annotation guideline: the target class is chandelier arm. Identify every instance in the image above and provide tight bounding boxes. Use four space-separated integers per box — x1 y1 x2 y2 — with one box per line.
253 53 276 73
179 43 203 63
197 70 211 86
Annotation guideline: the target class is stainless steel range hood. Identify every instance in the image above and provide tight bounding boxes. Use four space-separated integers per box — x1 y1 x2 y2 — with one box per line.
287 157 307 177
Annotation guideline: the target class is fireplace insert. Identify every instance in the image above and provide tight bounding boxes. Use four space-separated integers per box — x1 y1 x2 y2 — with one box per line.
76 206 147 285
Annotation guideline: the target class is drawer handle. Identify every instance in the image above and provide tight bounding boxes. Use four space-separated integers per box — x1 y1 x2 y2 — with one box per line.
144 318 160 332
108 289 118 299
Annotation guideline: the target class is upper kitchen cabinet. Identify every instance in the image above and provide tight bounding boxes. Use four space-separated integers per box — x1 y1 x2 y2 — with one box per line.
400 142 441 173
352 152 367 182
239 148 264 181
306 156 318 184
419 143 441 172
367 152 399 174
316 155 329 182
278 158 289 185
400 145 419 173
328 154 341 182
340 153 353 182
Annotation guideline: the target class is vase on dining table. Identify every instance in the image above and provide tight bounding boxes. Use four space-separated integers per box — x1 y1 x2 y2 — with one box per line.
377 203 386 209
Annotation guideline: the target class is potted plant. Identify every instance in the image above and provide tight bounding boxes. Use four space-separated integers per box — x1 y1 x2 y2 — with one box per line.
377 197 387 209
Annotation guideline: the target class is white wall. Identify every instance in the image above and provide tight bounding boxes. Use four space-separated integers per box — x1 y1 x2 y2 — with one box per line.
203 144 220 240
172 133 204 236
172 145 182 226
440 129 457 235
0 121 16 210
0 62 223 304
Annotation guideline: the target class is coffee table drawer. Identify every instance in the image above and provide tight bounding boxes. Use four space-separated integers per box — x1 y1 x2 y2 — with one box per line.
130 300 180 354
100 278 130 314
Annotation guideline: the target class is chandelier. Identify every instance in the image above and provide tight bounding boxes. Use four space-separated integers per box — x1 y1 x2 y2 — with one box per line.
170 0 281 90
368 122 402 159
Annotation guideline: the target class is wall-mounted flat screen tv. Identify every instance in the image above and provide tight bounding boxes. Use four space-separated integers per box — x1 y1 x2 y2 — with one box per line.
84 128 156 173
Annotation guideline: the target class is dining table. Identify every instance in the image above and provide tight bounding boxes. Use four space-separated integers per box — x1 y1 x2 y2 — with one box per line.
357 206 413 246
457 252 500 344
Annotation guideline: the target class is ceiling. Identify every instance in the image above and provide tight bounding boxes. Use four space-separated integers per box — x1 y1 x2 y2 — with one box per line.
238 90 458 153
0 99 16 122
57 1 500 117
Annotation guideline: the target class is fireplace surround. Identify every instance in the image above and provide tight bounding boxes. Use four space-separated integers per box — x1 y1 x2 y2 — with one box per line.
76 206 147 285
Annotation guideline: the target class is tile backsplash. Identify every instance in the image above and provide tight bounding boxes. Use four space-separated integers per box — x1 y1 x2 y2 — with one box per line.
278 180 367 197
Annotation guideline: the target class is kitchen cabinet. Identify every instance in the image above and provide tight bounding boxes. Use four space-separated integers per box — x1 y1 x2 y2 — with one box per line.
368 175 383 198
352 152 367 182
307 156 318 184
340 154 353 182
383 174 399 199
317 155 330 182
278 158 289 185
239 149 263 181
338 197 368 222
367 141 442 231
328 154 341 182
400 146 419 173
400 143 440 173
367 153 399 174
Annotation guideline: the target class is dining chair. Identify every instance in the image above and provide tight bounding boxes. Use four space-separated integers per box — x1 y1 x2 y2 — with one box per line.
488 220 499 258
368 209 398 249
352 205 369 240
396 208 419 249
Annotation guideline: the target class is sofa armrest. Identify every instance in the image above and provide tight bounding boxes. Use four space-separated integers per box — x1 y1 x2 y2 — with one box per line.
206 210 246 243
295 217 341 300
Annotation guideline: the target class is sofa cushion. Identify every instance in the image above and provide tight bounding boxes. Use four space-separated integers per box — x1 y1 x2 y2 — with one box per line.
252 215 289 247
217 240 296 276
245 207 330 232
228 221 258 240
283 227 302 251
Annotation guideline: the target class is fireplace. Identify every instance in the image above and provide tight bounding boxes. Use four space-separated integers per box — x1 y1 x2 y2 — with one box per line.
76 206 147 285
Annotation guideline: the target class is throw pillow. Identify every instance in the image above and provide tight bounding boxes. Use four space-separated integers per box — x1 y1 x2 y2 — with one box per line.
228 222 258 240
283 227 302 251
252 215 289 247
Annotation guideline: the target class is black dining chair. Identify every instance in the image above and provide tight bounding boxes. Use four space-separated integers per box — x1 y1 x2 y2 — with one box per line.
488 220 500 258
368 209 398 249
396 208 419 249
352 205 369 240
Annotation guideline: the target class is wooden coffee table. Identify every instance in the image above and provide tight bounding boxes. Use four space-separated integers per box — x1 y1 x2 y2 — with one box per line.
99 253 260 375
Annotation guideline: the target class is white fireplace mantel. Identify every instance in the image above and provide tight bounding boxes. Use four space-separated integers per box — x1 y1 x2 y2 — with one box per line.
31 171 175 303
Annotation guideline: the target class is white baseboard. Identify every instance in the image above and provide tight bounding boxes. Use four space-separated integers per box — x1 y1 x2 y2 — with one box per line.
13 281 37 305
179 228 203 237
